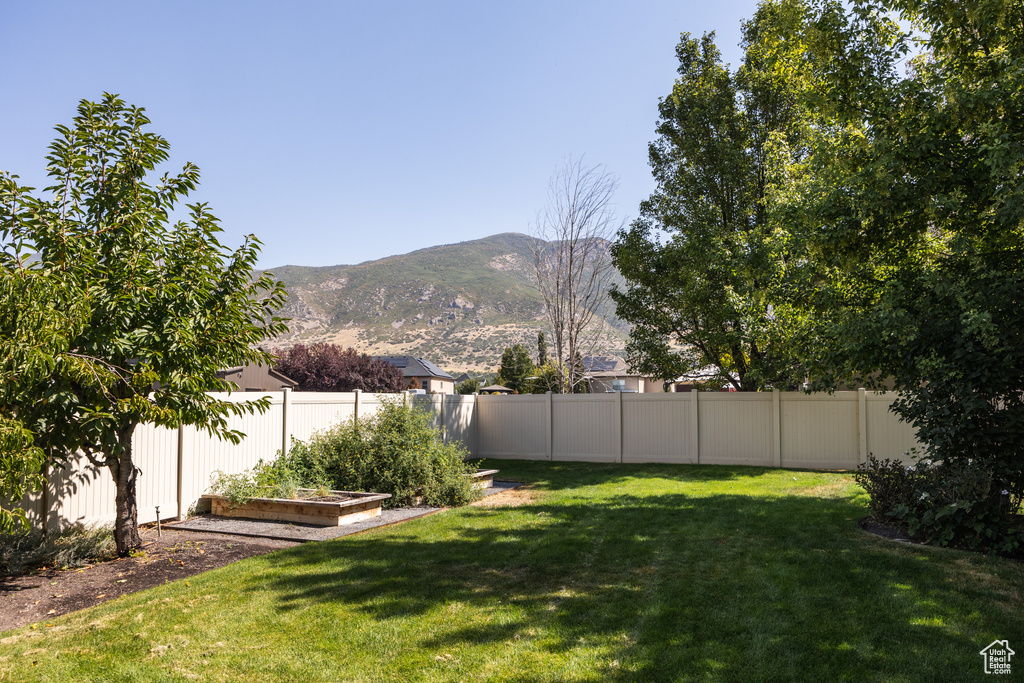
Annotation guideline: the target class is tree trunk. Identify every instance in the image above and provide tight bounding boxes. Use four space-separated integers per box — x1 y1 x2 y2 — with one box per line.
110 426 142 557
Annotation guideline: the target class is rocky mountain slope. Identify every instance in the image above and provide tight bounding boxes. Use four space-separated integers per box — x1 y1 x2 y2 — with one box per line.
264 233 627 373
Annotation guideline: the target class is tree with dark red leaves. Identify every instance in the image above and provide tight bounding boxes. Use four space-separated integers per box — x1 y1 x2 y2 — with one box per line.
274 344 404 393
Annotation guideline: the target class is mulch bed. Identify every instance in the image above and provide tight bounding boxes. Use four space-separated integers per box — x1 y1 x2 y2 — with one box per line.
0 527 297 634
858 516 919 544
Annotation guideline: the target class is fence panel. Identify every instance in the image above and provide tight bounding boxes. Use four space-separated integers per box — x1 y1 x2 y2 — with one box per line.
180 393 284 510
552 394 618 462
131 423 181 522
289 392 355 443
780 392 860 469
622 394 695 464
46 456 116 529
866 394 920 463
698 393 775 466
10 388 935 534
476 394 548 459
443 394 478 454
413 395 442 430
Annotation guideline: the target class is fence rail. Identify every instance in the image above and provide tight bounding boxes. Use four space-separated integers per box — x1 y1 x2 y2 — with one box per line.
9 389 919 534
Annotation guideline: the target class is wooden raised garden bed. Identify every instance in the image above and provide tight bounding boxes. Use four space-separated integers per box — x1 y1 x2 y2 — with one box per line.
469 469 499 489
200 489 391 527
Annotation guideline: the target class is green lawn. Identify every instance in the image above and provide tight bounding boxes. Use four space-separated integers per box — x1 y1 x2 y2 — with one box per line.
1 461 1021 682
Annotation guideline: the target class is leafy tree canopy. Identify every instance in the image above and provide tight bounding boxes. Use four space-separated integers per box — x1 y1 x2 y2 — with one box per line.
496 344 535 394
767 0 1024 544
0 94 288 552
273 343 404 393
455 378 481 395
611 2 815 391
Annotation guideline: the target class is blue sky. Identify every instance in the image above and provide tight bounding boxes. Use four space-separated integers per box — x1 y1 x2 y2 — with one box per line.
3 1 758 269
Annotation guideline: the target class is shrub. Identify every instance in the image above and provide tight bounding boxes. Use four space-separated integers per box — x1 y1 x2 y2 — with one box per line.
855 454 1023 556
852 455 924 522
0 524 116 576
207 466 303 505
275 398 480 508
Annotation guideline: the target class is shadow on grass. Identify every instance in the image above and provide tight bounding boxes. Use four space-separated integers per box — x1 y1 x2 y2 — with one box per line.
480 459 781 492
252 471 1021 682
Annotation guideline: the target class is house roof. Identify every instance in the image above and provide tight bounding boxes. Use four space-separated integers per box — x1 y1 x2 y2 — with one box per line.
215 364 297 389
479 384 513 393
375 356 454 381
581 355 629 374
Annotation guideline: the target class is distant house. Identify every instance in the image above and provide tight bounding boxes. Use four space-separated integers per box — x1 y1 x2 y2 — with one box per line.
376 356 455 394
581 355 668 393
216 364 297 392
479 384 514 395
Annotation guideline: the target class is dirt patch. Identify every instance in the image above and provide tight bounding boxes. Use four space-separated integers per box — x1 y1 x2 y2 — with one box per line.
799 481 849 498
858 515 918 543
0 527 297 634
471 485 539 508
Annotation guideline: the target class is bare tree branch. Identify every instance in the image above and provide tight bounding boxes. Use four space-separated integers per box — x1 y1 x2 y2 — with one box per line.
530 157 623 393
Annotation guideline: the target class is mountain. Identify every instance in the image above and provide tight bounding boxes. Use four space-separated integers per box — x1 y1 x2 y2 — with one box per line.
263 232 628 373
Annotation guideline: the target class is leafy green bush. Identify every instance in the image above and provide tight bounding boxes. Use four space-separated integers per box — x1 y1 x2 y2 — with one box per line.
0 524 116 576
274 398 480 508
853 455 924 522
854 454 1023 556
207 467 302 505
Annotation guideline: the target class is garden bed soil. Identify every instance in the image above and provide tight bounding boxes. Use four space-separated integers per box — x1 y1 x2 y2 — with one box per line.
0 527 297 635
178 480 523 542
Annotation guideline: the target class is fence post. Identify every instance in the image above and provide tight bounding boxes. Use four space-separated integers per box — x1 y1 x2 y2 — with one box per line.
40 461 50 539
615 390 624 463
546 391 553 461
438 392 446 444
281 387 291 457
690 390 700 464
472 392 480 457
353 389 361 424
858 388 868 464
772 389 782 468
176 424 184 520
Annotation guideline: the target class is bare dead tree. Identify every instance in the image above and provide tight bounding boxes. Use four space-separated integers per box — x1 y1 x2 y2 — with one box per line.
530 158 623 393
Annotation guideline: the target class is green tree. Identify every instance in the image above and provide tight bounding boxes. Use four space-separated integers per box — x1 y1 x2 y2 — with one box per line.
496 344 535 394
455 377 481 395
0 95 288 554
537 331 548 367
611 4 812 391
525 361 560 394
0 270 92 532
781 0 1024 545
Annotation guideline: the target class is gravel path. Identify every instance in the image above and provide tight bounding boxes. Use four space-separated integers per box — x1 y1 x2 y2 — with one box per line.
164 481 522 542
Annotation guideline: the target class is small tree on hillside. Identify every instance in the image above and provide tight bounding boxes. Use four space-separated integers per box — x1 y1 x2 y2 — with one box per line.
274 343 404 392
0 95 288 554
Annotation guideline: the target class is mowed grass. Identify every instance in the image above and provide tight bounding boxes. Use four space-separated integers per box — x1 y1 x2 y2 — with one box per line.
1 461 1021 682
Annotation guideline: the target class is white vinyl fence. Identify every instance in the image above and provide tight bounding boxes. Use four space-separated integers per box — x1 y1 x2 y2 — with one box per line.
11 389 919 534
474 390 919 469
